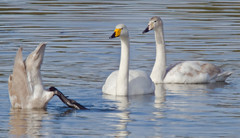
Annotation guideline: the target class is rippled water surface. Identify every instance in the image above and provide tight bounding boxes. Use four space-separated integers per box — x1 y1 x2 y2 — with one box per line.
0 0 240 137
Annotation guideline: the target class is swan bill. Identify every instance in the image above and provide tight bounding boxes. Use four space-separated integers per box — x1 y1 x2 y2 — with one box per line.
109 32 116 39
114 28 121 37
142 26 150 34
109 28 122 39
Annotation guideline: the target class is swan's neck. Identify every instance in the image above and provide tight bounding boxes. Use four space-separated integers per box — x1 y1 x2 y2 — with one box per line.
117 36 129 95
150 26 166 83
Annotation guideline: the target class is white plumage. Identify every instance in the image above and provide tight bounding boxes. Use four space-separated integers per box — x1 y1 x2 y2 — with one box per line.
103 70 154 95
143 16 232 84
164 61 231 83
102 24 154 96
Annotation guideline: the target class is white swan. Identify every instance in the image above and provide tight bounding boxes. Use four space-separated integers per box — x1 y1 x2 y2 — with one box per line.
8 43 86 109
142 16 232 84
102 24 154 96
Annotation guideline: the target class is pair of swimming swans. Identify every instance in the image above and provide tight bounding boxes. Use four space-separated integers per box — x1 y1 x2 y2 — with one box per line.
102 16 232 96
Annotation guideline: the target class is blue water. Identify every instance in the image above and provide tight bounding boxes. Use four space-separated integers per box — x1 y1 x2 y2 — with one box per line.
0 0 240 137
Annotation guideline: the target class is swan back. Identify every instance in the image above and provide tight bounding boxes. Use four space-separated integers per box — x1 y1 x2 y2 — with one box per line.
164 61 231 83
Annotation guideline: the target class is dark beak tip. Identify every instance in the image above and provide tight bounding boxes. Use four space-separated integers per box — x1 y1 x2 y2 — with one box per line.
142 27 150 34
109 32 116 39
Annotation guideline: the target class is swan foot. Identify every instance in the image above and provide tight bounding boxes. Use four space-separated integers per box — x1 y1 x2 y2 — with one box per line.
49 87 87 110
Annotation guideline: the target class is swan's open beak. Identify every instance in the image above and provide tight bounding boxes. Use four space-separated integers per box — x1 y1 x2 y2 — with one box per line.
142 26 150 34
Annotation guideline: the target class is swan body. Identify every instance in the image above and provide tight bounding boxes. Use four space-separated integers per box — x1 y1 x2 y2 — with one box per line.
103 70 154 95
102 24 154 96
164 61 231 83
8 43 86 109
143 16 232 84
8 43 54 109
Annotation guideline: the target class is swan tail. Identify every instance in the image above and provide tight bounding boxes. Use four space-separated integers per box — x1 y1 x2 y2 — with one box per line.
215 72 232 82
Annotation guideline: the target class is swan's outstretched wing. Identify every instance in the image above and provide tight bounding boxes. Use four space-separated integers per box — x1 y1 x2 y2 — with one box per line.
24 43 46 97
8 43 87 109
8 43 53 109
25 42 46 72
8 47 30 108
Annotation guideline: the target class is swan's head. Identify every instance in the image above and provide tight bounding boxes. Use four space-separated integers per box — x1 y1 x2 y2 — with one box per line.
142 16 163 34
109 24 129 39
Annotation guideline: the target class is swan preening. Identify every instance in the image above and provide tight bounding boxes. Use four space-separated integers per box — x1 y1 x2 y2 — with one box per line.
102 24 155 96
8 43 86 109
143 16 232 84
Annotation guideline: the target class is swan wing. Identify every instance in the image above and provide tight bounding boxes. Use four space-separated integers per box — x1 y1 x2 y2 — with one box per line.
102 70 118 95
129 70 154 95
9 43 54 109
102 70 154 95
24 43 54 108
8 47 30 108
164 61 227 83
24 43 46 97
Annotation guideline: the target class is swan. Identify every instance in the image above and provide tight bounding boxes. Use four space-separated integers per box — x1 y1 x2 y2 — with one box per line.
142 16 232 84
8 43 86 109
102 24 154 96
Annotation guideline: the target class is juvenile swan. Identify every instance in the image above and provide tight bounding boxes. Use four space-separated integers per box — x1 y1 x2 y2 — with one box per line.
102 24 154 96
8 43 86 109
143 16 232 84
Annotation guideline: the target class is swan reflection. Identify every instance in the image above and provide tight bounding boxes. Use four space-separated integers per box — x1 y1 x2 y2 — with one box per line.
154 84 166 109
9 108 49 137
102 95 130 137
163 82 229 94
102 83 228 136
153 83 229 118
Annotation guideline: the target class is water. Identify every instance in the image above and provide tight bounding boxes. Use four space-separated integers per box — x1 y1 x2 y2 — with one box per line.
0 0 240 137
